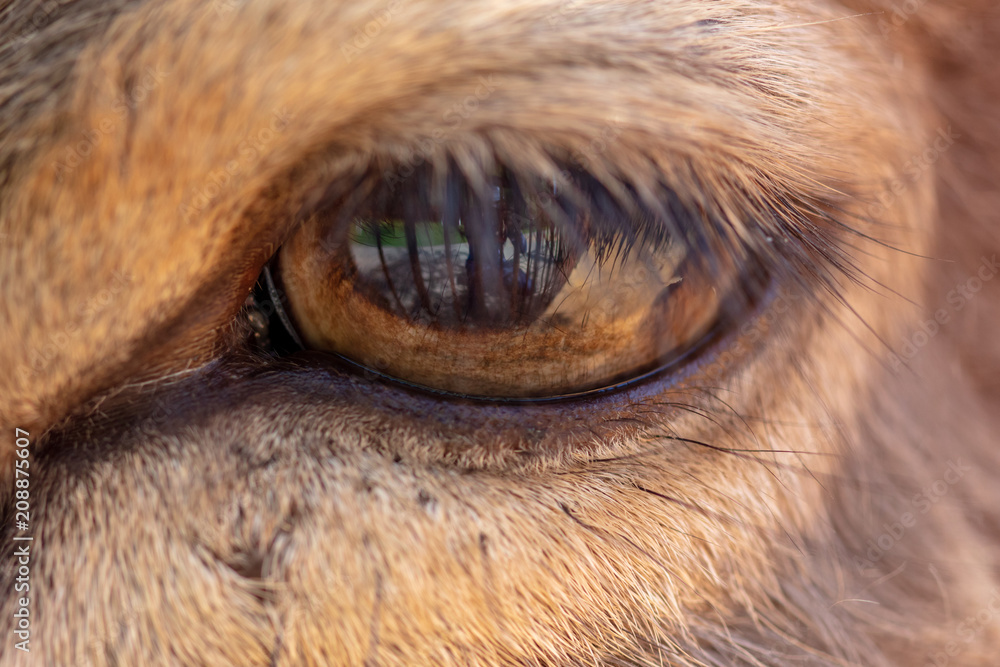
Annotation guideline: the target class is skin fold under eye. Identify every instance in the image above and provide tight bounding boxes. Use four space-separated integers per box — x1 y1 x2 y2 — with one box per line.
275 161 738 398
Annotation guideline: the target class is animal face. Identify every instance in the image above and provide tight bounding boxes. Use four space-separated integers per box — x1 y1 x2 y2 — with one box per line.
2 1 999 665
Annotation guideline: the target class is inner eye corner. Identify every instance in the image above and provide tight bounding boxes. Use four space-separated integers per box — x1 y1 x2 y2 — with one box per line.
238 259 304 358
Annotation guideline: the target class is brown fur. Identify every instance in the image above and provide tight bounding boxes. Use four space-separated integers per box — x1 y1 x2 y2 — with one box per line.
1 0 999 665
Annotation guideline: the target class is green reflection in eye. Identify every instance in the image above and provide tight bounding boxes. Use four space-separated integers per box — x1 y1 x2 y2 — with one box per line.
350 219 465 248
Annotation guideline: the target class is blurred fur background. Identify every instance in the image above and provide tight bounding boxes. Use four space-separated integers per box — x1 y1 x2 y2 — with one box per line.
1 0 999 665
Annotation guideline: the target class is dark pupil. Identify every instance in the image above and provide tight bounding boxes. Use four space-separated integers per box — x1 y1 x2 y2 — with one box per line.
346 169 586 329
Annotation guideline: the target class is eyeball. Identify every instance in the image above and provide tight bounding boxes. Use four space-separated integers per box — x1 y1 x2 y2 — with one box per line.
275 162 735 398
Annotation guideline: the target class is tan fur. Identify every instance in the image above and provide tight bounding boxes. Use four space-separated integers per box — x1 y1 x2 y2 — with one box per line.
1 0 999 665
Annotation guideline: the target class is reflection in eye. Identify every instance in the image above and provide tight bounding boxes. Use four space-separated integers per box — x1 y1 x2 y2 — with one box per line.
275 160 740 398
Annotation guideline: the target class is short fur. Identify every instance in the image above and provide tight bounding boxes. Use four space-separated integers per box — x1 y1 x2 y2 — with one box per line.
1 0 999 665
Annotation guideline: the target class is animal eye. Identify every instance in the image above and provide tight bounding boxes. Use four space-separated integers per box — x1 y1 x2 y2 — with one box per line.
270 159 747 399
